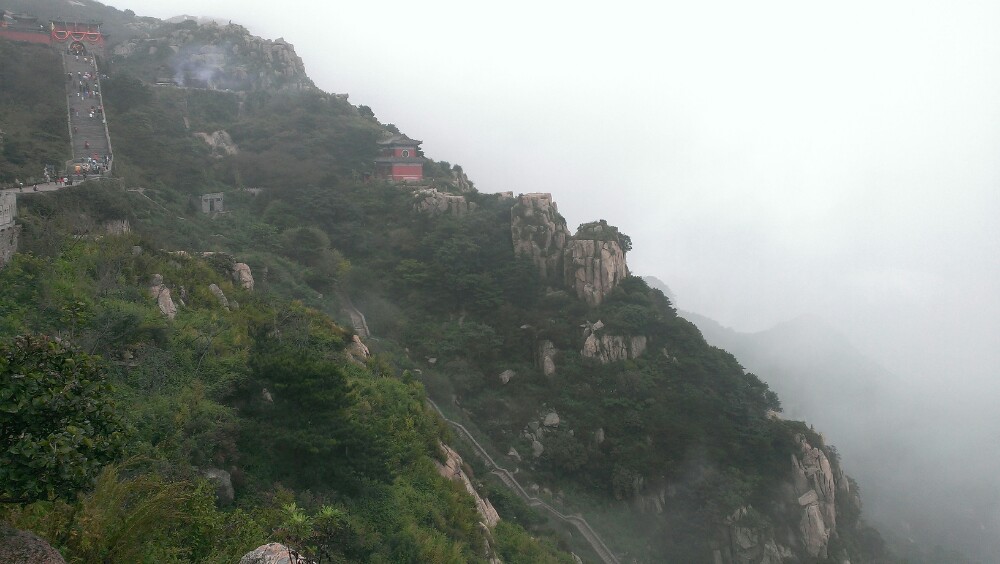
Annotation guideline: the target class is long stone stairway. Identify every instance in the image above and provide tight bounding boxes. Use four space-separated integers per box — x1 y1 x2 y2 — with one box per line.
62 51 113 177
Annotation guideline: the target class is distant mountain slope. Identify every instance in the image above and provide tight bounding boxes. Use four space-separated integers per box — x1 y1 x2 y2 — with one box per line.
680 310 989 564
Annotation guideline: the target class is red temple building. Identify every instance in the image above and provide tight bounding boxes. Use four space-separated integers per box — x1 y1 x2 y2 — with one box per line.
0 12 105 53
374 134 424 182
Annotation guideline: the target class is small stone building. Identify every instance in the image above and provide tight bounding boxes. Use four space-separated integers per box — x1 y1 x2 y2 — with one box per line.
201 192 224 213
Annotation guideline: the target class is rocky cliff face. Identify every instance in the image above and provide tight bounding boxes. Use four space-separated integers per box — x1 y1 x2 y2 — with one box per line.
510 193 571 281
436 444 501 528
112 21 313 92
564 221 629 307
581 320 647 363
412 188 476 216
511 194 629 306
712 433 860 564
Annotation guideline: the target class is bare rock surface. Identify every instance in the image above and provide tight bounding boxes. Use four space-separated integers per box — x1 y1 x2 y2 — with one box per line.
208 283 230 310
346 334 370 365
537 340 557 377
564 222 629 307
194 130 239 156
233 262 254 290
511 193 571 280
436 444 501 528
0 524 66 564
511 195 629 306
149 274 177 319
201 467 234 505
238 542 311 564
412 188 476 216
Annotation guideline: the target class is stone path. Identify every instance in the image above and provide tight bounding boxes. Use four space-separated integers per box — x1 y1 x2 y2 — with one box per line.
426 399 621 564
338 292 370 338
63 51 112 173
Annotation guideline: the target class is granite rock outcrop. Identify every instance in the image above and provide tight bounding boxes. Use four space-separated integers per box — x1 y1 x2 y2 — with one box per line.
0 524 66 564
114 21 313 92
233 262 254 291
510 193 571 281
436 444 501 528
580 320 646 363
511 194 629 306
149 273 177 319
412 188 475 216
564 221 629 306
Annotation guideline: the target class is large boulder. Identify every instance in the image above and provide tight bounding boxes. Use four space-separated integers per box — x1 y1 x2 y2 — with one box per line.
238 542 310 564
233 263 254 291
537 340 557 377
0 524 66 563
202 467 234 505
149 274 177 319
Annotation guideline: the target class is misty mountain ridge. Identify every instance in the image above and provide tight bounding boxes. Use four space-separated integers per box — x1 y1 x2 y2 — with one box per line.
678 306 989 562
1 2 980 562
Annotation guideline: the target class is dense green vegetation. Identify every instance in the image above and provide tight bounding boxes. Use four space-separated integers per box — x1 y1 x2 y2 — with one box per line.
0 187 571 562
0 17 892 561
0 41 69 185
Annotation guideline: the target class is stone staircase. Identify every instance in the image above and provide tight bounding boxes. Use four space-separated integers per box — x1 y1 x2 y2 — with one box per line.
426 399 621 564
62 52 112 176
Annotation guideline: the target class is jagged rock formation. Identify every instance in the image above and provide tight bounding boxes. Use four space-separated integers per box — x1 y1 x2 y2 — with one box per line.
712 433 860 563
233 262 254 290
511 193 571 280
790 433 850 558
436 444 501 528
564 221 629 307
498 369 515 384
581 320 647 363
194 130 239 156
149 273 177 319
412 188 476 216
0 523 66 564
239 542 311 564
511 194 629 306
113 21 313 92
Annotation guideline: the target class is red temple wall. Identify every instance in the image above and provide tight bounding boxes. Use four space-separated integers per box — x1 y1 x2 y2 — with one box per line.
0 29 51 45
392 147 418 157
391 164 423 180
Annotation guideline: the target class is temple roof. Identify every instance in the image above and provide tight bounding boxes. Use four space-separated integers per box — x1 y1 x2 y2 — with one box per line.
377 133 421 146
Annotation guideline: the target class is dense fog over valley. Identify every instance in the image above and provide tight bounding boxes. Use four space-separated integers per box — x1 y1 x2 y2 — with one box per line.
117 0 1000 559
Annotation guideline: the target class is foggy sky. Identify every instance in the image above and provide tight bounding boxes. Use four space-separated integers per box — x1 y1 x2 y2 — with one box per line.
112 0 1000 555
120 0 1000 485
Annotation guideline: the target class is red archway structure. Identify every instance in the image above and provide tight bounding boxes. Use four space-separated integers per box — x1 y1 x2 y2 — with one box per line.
50 21 105 51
